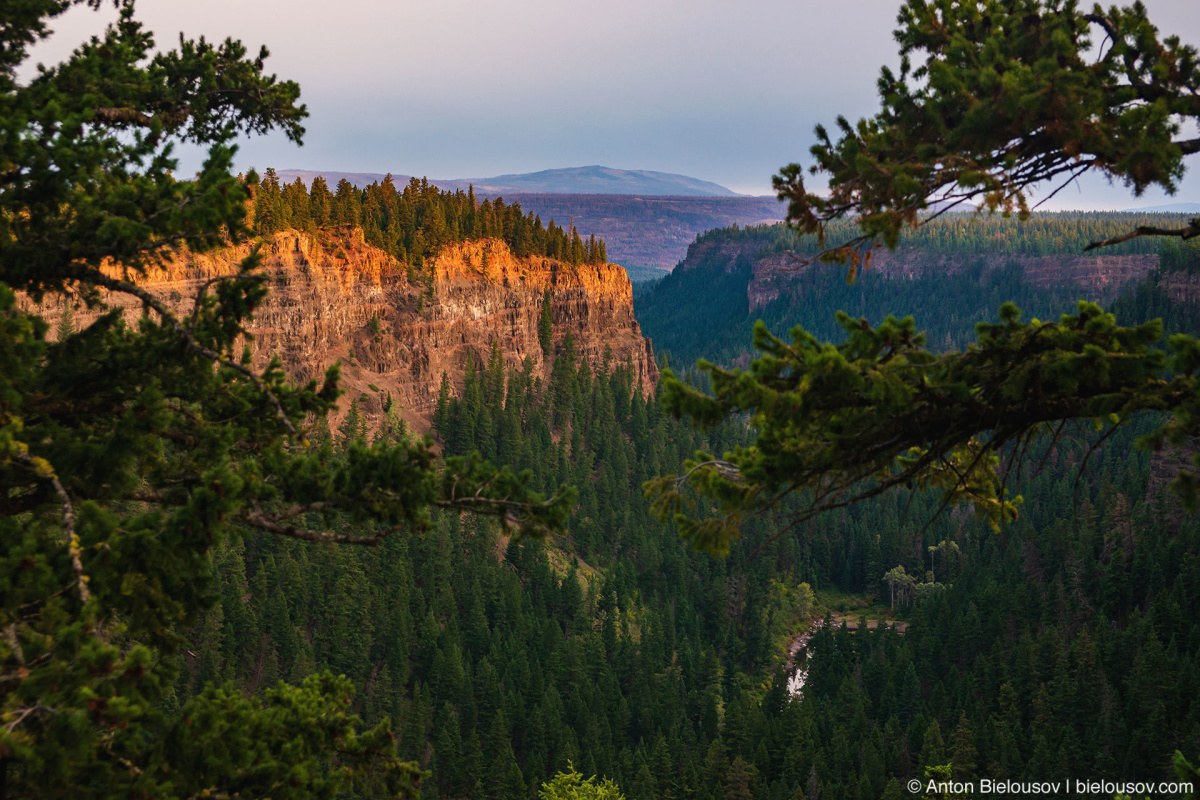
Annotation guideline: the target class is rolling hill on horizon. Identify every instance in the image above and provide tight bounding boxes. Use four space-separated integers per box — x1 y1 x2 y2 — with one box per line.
275 165 742 197
1122 201 1200 213
443 165 742 196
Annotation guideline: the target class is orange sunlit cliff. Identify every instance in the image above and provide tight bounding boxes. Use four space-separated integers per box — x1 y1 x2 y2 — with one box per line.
33 228 658 433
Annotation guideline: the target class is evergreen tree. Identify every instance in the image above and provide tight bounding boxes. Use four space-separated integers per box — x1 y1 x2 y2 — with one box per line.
949 713 977 782
648 0 1200 555
0 5 574 796
540 765 626 800
774 0 1200 260
54 301 76 342
339 397 367 445
309 175 333 227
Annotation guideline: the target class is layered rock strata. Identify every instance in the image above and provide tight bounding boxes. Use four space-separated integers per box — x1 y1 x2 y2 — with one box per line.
674 238 1159 311
28 228 657 432
749 251 1158 310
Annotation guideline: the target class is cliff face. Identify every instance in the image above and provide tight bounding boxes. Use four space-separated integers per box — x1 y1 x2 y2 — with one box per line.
676 238 762 275
394 238 658 418
32 228 657 431
1157 272 1200 304
673 239 1158 311
747 250 1158 310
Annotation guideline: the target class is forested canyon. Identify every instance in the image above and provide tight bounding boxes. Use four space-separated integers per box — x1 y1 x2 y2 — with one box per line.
15 160 1200 800
10 1 1200 798
38 187 1200 799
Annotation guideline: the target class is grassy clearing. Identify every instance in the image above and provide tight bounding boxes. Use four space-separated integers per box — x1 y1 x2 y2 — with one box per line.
812 588 909 631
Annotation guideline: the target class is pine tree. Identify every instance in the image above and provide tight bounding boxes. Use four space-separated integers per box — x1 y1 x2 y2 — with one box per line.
334 178 362 226
725 757 758 800
774 0 1200 259
339 398 366 445
0 7 575 796
376 401 409 445
434 371 452 436
485 339 506 410
539 765 626 800
949 712 977 782
309 175 333 227
648 0 1200 553
54 301 76 342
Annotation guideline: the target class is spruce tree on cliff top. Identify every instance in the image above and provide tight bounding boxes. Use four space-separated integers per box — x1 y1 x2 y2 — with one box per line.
0 1 572 797
648 0 1200 556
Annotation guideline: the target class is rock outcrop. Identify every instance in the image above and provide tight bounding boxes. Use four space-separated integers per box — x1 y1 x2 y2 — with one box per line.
747 250 1158 311
30 228 657 432
673 238 1159 311
1157 272 1200 305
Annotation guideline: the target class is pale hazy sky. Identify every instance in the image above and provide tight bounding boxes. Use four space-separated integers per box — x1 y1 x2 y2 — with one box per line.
25 0 1200 207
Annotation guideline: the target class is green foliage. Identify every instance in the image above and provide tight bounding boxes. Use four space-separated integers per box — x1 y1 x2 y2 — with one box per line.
772 0 1200 266
180 274 1200 798
339 397 367 445
636 218 1116 372
649 299 1200 553
9 4 1200 799
253 175 610 269
633 1 1200 791
718 212 1191 260
373 399 406 441
160 674 417 799
540 765 626 800
0 3 572 797
1161 237 1200 274
883 565 917 610
54 302 75 342
645 1 1200 552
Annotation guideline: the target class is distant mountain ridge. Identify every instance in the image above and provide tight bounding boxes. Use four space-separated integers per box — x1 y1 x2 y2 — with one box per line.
445 166 741 197
275 166 741 197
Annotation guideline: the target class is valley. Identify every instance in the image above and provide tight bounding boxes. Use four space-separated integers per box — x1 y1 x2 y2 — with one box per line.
165 206 1200 797
14 170 1200 799
10 2 1200 798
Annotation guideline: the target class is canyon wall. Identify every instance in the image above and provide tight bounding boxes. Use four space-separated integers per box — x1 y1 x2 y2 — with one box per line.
749 250 1159 311
30 228 657 432
1157 272 1200 305
674 238 1159 311
674 236 1200 527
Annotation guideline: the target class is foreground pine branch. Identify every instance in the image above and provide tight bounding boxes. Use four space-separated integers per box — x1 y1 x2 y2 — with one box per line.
648 302 1200 554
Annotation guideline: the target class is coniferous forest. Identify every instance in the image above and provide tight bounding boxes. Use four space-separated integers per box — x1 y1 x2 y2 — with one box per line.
177 214 1200 800
8 2 1200 798
253 169 608 270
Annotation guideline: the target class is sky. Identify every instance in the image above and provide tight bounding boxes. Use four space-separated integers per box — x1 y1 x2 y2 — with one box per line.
23 0 1200 208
